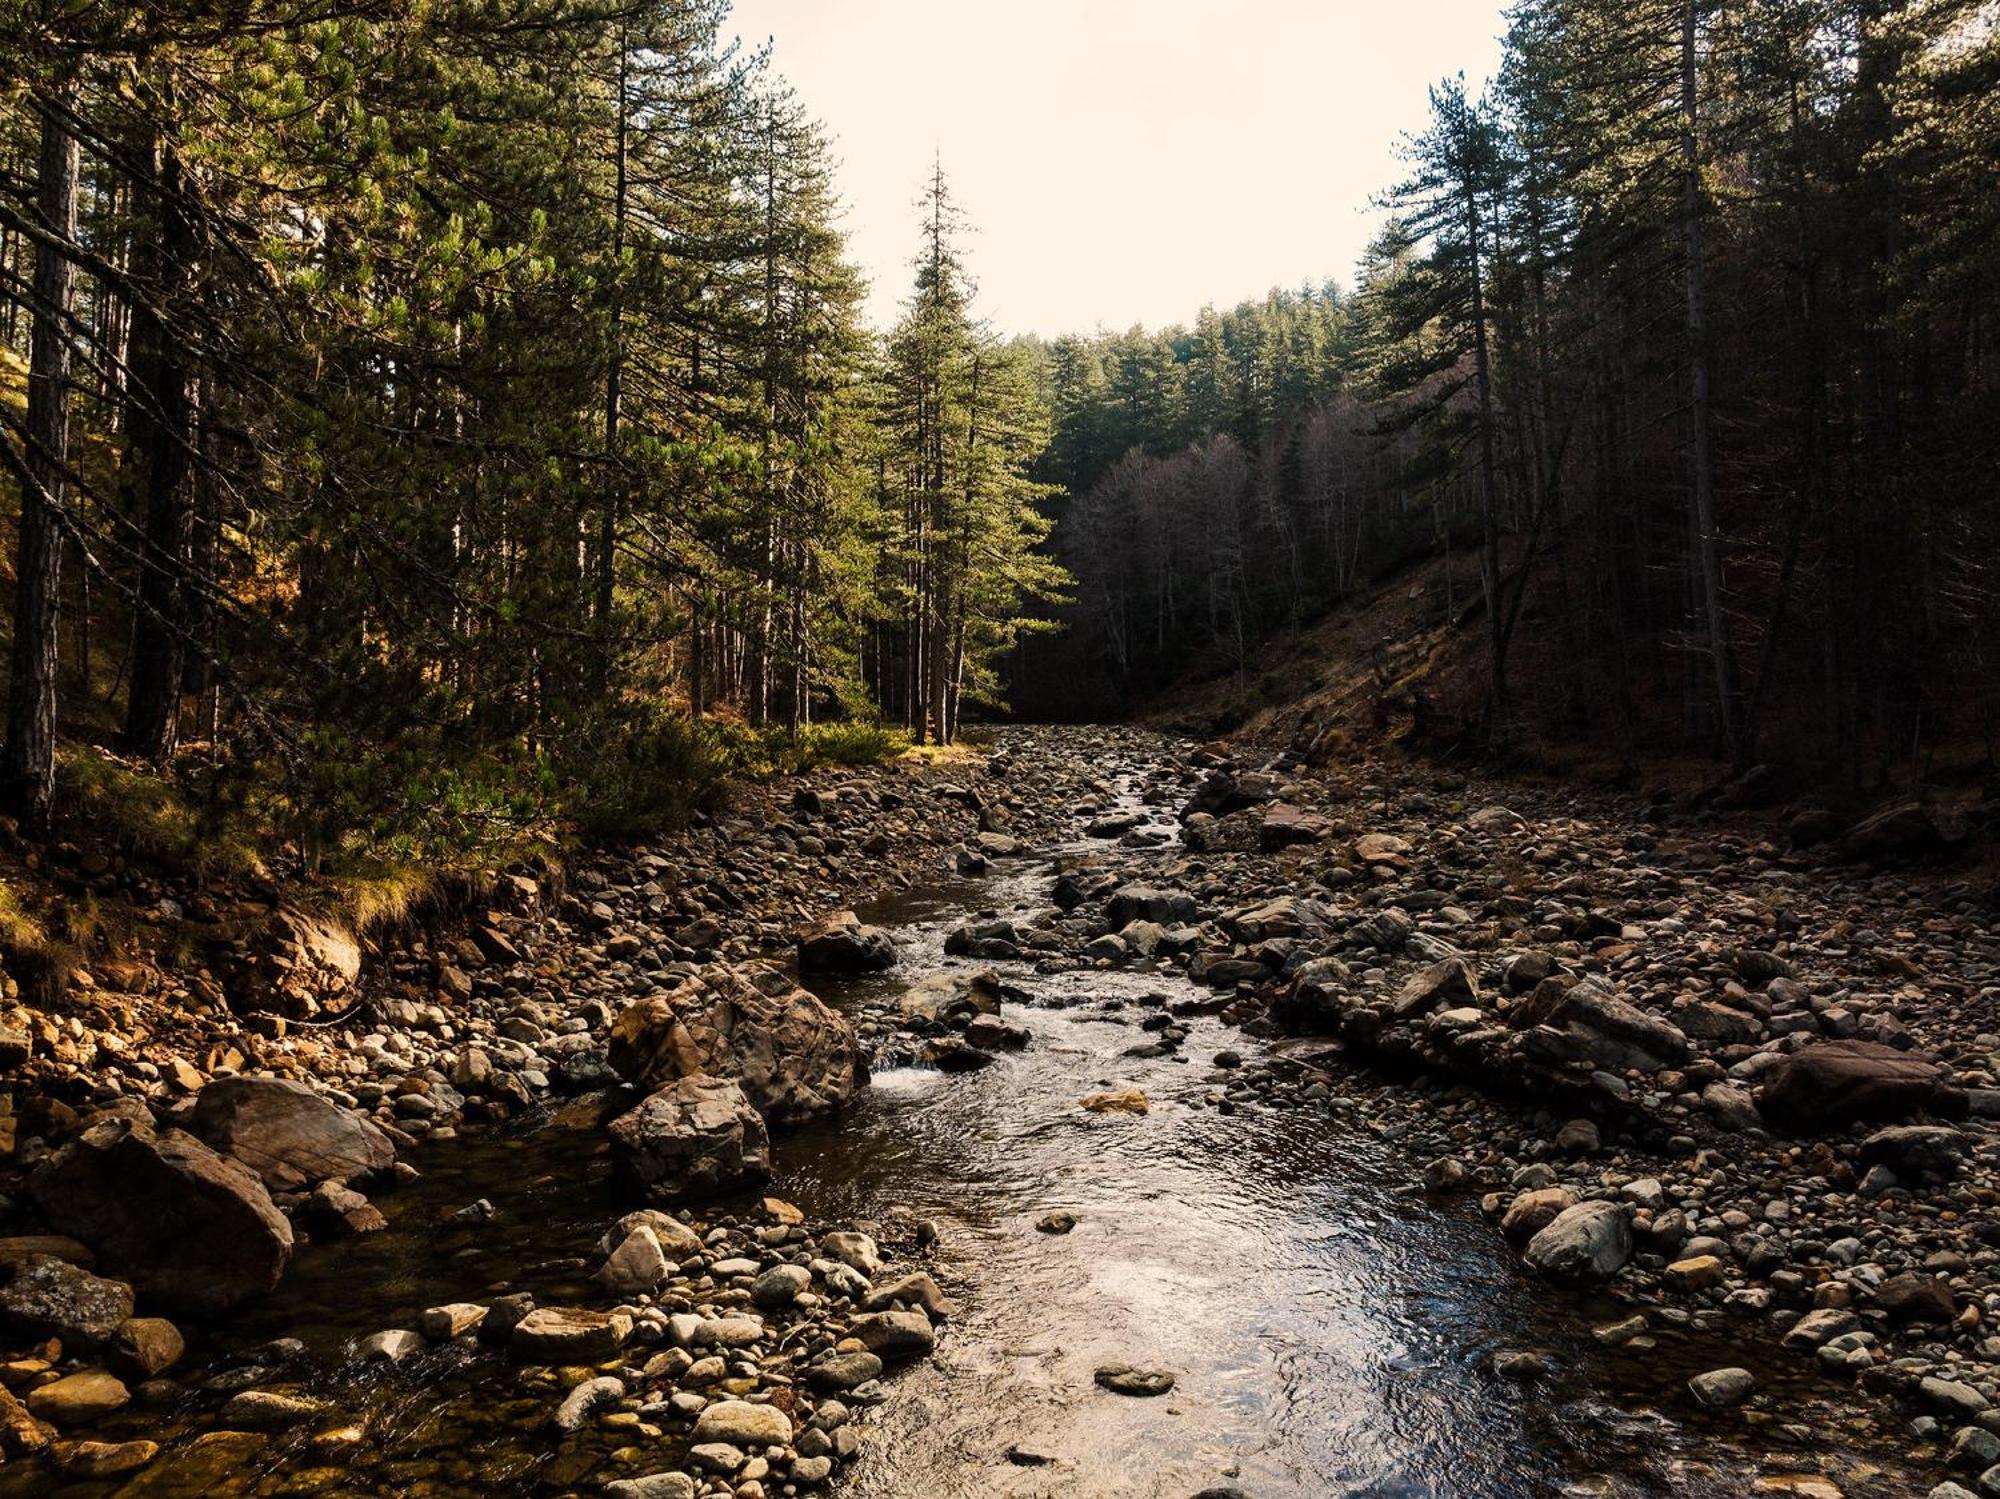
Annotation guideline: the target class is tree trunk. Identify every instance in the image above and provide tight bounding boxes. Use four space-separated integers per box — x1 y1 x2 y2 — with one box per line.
1681 0 1744 769
1465 171 1506 737
2 83 81 833
123 129 200 765
595 25 627 668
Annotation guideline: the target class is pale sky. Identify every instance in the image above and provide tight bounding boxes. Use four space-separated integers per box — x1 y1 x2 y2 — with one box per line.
725 0 1508 337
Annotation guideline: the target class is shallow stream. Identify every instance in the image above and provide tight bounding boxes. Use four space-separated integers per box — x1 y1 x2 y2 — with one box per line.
13 760 1933 1499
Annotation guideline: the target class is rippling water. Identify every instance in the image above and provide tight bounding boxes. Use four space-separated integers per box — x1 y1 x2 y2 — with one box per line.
12 763 1931 1499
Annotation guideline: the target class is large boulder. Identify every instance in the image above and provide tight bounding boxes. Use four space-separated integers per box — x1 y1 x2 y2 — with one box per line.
188 1076 395 1190
1524 1201 1633 1284
1103 885 1198 928
797 912 896 974
231 910 363 1018
1759 1041 1965 1131
898 970 1004 1027
1839 802 1952 863
1535 980 1690 1072
608 964 861 1124
607 1076 771 1202
30 1118 292 1314
1179 770 1279 822
1270 958 1353 1034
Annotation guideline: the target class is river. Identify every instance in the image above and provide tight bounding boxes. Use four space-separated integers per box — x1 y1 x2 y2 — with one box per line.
16 753 1929 1499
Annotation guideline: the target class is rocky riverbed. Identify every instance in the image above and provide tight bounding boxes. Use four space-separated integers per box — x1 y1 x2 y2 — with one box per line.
0 727 1990 1496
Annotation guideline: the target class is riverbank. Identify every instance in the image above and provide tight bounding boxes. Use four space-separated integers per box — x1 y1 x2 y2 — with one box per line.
981 731 1995 1498
0 725 1989 1497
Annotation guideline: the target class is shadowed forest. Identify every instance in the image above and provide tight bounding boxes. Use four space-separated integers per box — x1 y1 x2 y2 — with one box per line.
3 7 2000 1499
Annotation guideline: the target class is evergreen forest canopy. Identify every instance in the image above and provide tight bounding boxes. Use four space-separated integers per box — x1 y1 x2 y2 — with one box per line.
1 0 1997 880
1022 0 2000 782
0 0 1063 866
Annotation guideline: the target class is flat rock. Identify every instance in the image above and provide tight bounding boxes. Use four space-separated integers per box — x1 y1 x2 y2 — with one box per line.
691 1399 792 1446
0 1255 133 1346
27 1370 129 1426
510 1307 631 1362
189 1076 395 1189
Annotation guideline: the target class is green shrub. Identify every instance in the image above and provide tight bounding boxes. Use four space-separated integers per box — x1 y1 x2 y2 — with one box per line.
57 746 263 878
795 720 910 768
566 703 733 839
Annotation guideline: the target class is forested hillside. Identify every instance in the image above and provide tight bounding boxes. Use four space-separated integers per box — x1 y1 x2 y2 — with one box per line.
1017 0 2000 787
5 0 1999 887
0 0 1060 875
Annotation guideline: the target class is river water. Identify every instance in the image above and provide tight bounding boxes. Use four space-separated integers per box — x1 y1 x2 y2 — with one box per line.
15 758 1930 1499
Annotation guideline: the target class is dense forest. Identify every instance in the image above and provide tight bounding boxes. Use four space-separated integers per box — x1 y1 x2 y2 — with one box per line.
1018 0 2000 785
0 0 1062 873
3 0 1998 887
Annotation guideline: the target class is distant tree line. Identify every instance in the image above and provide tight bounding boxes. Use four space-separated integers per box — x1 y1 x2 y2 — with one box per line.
1019 0 2000 783
0 2 1061 860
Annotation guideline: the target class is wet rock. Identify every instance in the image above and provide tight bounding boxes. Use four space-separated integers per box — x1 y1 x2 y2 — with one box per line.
1523 1201 1633 1284
692 1399 792 1446
607 964 861 1123
608 1075 772 1202
106 1429 267 1494
30 1116 293 1315
552 1375 624 1432
416 1303 487 1341
964 1015 1030 1051
188 1075 396 1189
52 1438 157 1478
851 1308 936 1362
27 1370 128 1426
1094 1363 1175 1397
605 1476 697 1499
1688 1367 1754 1409
0 1254 133 1346
798 912 897 973
108 1317 184 1380
357 1328 423 1362
1491 1350 1552 1380
1759 1041 1963 1131
511 1307 632 1362
219 1391 326 1430
1079 1088 1149 1116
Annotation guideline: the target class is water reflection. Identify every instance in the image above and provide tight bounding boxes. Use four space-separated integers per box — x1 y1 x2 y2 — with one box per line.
4 766 1932 1499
